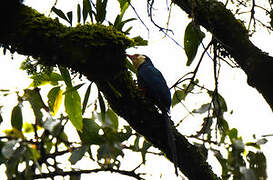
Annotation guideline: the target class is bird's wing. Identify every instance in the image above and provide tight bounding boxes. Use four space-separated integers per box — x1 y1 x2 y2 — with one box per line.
138 65 171 109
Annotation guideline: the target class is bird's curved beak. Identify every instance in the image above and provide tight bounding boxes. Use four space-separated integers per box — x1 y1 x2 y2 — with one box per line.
126 54 136 60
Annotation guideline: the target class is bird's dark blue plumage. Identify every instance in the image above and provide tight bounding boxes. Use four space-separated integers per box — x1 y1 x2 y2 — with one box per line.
137 55 171 112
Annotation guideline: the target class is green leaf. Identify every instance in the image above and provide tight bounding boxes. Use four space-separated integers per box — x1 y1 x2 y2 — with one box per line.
245 142 261 150
59 66 72 88
11 104 23 131
118 0 130 11
24 89 45 125
65 90 83 131
228 128 238 141
98 91 106 122
47 86 63 116
52 7 70 24
67 11 73 26
78 118 104 145
95 0 108 23
184 21 205 66
132 36 148 46
97 143 124 162
69 145 89 165
106 109 119 130
63 83 85 95
208 91 228 113
23 122 34 133
82 83 92 114
140 140 152 164
77 4 81 23
30 72 63 87
83 0 93 23
171 90 186 107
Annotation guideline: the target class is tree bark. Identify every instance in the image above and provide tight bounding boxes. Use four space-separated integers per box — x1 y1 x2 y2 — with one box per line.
173 0 273 111
0 2 219 180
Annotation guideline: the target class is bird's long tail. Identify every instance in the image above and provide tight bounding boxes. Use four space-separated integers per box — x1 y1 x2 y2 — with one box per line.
163 111 178 176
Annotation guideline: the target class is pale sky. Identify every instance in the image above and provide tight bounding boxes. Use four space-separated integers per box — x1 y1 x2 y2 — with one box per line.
0 0 272 179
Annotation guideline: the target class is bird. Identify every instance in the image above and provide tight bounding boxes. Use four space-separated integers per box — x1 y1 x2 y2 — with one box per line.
126 54 178 176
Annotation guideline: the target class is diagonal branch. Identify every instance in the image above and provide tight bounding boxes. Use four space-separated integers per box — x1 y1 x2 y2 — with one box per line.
172 0 273 110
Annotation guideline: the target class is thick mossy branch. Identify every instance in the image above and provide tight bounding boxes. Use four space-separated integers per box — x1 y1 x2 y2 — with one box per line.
173 0 273 110
0 4 134 79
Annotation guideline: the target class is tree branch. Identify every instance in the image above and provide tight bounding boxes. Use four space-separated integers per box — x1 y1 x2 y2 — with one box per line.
172 0 273 110
32 168 144 180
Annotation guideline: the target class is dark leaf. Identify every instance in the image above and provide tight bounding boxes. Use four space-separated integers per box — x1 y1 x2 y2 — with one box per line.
69 145 89 165
98 91 106 122
77 4 81 23
83 0 93 23
140 140 152 164
95 0 108 23
247 152 267 179
52 7 70 24
11 104 23 131
0 112 3 124
184 21 205 66
82 83 92 114
67 11 73 26
171 90 186 107
78 118 104 145
24 88 45 125
106 109 119 130
59 66 72 88
228 128 238 141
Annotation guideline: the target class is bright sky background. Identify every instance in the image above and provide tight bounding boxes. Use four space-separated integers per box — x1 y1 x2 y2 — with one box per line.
0 0 272 179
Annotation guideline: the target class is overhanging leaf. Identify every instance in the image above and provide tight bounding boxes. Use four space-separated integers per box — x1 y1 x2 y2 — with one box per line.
65 90 83 131
59 66 72 88
184 21 205 66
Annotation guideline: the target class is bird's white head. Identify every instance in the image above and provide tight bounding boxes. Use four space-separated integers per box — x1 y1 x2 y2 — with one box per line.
126 54 146 69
